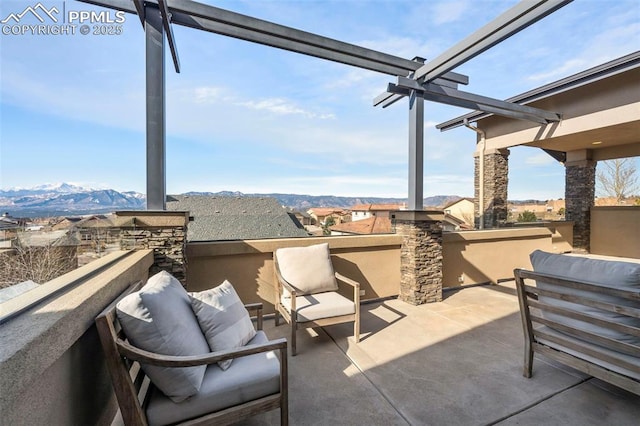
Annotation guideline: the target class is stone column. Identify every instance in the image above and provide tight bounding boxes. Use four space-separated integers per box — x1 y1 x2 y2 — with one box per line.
114 211 189 285
564 152 596 253
392 211 444 305
474 148 509 228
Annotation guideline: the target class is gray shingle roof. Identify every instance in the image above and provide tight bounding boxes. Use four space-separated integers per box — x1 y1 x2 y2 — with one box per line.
166 195 310 241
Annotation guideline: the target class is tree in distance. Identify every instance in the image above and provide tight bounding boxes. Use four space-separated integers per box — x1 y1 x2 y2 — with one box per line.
517 210 538 222
597 158 639 203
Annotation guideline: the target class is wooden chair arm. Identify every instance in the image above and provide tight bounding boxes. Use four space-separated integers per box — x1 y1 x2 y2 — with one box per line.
274 267 298 296
116 337 288 368
335 272 360 307
335 272 360 289
244 302 263 311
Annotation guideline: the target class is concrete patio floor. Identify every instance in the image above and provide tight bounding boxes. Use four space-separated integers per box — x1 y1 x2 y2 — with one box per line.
246 282 640 426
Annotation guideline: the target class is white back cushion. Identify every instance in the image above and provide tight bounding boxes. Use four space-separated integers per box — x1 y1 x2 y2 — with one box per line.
275 243 338 295
116 271 210 402
189 280 256 370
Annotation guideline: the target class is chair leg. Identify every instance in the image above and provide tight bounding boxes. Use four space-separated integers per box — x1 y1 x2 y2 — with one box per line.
275 308 280 327
291 325 297 356
354 320 360 343
523 342 534 378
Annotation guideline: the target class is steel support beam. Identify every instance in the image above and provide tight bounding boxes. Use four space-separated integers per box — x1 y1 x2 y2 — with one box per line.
145 5 166 210
158 0 181 73
408 90 424 210
132 0 144 27
413 0 573 82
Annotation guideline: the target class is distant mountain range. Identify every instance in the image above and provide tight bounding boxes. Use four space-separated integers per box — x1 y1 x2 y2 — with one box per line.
0 183 465 217
0 183 145 217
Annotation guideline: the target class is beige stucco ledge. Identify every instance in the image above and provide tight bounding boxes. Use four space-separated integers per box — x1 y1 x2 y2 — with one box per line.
0 249 153 420
443 227 551 243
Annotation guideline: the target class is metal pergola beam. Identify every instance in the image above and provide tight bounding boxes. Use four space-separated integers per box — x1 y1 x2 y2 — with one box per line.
167 0 468 82
395 77 561 123
408 90 424 210
413 0 573 82
145 4 166 210
158 0 180 73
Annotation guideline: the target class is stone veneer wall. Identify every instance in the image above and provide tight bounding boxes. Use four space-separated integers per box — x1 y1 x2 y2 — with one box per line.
392 211 444 305
565 160 596 252
474 149 509 228
115 211 189 285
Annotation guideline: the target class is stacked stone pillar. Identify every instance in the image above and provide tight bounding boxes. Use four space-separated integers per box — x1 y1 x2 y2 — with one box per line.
114 211 189 285
392 211 444 305
564 153 596 253
474 148 509 228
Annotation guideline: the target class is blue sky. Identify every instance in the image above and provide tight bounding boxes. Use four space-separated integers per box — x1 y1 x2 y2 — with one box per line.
1 0 638 199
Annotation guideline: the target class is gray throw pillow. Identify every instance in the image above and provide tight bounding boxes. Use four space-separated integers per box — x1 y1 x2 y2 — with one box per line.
189 280 256 370
116 271 211 402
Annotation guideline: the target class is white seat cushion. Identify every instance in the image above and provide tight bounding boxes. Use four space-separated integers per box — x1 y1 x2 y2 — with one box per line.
115 271 210 403
145 331 281 426
281 291 355 322
275 243 338 295
189 280 256 370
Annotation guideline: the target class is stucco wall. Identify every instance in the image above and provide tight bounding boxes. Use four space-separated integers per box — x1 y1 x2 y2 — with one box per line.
186 228 559 302
0 250 153 426
185 235 403 311
591 206 640 258
442 228 552 287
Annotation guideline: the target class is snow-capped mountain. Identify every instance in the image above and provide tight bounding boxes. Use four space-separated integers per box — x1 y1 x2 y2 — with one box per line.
0 184 146 216
2 183 94 197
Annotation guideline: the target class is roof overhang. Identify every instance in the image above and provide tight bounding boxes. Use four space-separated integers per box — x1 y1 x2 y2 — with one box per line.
438 51 640 160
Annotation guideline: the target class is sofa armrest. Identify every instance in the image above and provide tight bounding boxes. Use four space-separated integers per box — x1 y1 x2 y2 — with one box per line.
116 336 287 368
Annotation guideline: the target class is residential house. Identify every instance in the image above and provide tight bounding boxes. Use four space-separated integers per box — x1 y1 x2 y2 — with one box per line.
307 207 350 226
51 216 84 231
331 212 471 235
442 198 474 228
330 216 392 235
350 203 406 222
167 195 310 241
0 214 22 244
285 208 313 226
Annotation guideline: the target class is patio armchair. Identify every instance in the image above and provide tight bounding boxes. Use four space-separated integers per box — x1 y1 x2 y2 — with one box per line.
96 271 288 426
273 243 360 356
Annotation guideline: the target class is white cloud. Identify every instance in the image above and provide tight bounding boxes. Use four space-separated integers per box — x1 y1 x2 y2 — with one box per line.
1 63 145 132
194 87 224 103
432 0 471 25
527 58 587 82
527 22 640 82
236 98 335 119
